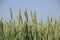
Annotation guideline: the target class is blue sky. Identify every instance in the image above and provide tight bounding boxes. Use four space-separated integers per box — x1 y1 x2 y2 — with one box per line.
0 0 60 21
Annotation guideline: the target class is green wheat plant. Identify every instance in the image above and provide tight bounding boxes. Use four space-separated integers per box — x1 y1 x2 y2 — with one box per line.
0 8 60 40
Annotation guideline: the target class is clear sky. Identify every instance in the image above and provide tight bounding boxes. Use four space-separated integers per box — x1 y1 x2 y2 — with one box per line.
0 0 60 21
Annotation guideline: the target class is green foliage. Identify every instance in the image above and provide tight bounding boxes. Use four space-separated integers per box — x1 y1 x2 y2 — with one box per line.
0 8 60 40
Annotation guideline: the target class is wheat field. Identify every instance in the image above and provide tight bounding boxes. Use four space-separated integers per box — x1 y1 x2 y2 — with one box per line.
0 8 60 40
